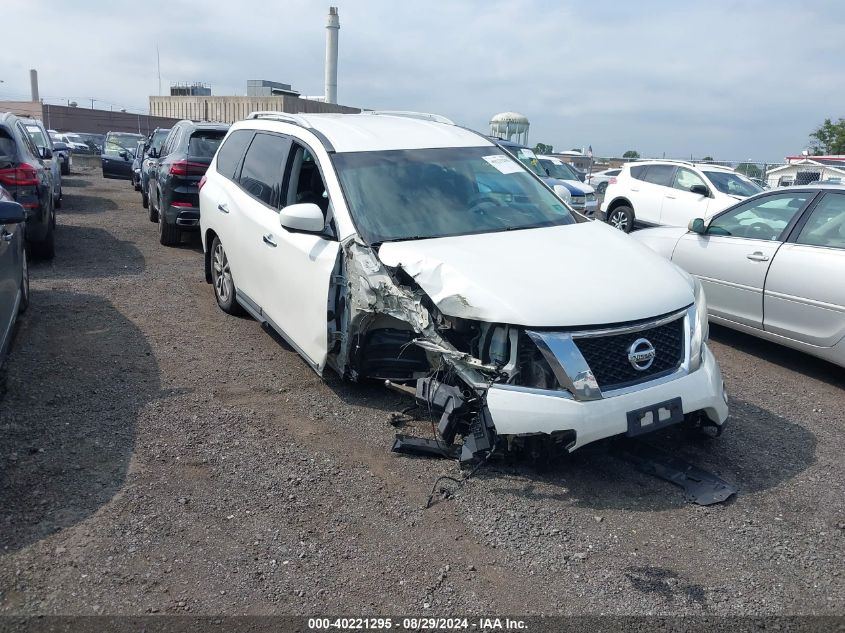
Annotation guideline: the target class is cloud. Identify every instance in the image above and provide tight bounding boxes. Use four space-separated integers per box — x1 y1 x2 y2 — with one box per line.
4 0 844 160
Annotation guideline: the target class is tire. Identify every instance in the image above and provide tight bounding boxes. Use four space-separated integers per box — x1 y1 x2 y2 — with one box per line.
61 159 70 176
141 188 149 209
31 222 55 260
597 181 608 194
606 205 634 233
158 213 181 246
210 236 245 316
18 250 29 314
148 183 158 222
55 188 62 209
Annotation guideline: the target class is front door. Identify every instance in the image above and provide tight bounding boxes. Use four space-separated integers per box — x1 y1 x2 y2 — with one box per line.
672 191 814 329
258 142 339 372
764 191 845 346
660 167 710 228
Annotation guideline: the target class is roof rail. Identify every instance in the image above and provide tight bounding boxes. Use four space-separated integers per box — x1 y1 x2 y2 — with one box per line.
246 111 312 128
363 110 455 125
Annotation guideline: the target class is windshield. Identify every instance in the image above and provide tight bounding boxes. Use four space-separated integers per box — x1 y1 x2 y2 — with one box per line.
104 133 143 156
332 146 575 244
539 159 579 181
703 171 763 197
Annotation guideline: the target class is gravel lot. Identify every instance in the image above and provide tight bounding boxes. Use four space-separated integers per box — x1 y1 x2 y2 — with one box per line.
0 166 843 616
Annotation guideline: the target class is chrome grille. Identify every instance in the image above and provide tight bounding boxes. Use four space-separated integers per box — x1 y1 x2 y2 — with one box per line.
574 317 685 391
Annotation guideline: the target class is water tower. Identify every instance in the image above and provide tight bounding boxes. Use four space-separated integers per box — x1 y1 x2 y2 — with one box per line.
489 112 530 145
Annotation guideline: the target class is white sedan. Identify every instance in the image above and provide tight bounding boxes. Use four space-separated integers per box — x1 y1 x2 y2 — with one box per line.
632 186 845 367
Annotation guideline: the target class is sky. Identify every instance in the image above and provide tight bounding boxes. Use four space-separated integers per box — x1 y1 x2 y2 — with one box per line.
3 0 844 162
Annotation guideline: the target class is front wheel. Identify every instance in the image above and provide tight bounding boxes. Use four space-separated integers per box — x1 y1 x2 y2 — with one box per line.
61 159 70 176
211 236 245 316
597 181 608 194
606 206 634 233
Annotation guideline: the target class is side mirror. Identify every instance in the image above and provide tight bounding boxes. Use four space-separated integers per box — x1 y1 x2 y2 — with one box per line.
119 150 129 160
279 202 324 233
688 218 706 234
689 184 709 196
52 142 69 151
39 146 53 160
0 200 27 224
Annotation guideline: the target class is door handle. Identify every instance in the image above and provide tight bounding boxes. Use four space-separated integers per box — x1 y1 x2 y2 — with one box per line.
217 203 229 213
746 252 770 262
631 188 640 192
665 195 676 199
262 234 277 247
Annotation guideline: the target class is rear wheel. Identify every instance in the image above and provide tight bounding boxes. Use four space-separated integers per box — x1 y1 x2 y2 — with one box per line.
30 206 56 260
148 183 158 222
158 212 180 246
211 236 244 315
607 206 634 233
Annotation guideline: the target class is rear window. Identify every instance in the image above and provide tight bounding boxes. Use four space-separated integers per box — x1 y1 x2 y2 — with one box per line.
188 130 226 158
215 129 254 179
630 165 647 180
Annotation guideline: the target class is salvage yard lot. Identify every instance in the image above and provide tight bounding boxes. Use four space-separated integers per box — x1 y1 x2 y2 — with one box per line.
0 166 843 615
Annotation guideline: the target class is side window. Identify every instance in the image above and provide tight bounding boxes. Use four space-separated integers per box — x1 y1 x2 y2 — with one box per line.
642 164 677 187
238 133 291 207
673 168 706 192
16 123 39 159
629 165 647 180
215 130 253 180
283 144 329 212
161 128 178 156
708 193 812 241
796 192 845 249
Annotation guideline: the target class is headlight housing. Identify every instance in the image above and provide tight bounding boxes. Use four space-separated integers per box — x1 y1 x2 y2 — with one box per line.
689 277 709 371
553 184 572 203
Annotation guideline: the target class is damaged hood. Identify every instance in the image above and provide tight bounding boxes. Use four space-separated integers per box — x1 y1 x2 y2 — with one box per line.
377 221 694 327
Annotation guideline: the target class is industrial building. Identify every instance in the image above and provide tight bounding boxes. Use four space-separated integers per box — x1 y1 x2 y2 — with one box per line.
149 7 359 124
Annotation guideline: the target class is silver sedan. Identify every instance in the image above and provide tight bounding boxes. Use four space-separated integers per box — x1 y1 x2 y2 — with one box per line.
632 185 845 367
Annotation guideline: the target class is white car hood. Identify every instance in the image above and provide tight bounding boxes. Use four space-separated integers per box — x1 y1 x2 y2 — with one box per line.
377 221 694 327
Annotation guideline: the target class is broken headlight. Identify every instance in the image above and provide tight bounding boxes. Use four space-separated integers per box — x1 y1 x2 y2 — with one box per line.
689 278 709 371
510 331 562 391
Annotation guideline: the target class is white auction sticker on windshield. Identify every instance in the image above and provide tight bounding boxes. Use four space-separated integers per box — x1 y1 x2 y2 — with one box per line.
483 154 523 174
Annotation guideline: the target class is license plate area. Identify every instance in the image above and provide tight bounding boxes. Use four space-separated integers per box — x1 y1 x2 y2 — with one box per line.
626 397 683 437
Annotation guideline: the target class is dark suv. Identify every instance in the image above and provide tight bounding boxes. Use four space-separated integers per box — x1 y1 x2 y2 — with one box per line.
140 127 171 209
148 120 229 246
101 131 144 179
0 112 57 258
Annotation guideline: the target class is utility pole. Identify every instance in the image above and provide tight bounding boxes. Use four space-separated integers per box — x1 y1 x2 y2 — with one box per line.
157 45 162 96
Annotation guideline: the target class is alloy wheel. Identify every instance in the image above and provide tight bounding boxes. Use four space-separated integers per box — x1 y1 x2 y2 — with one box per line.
212 242 233 303
610 211 628 231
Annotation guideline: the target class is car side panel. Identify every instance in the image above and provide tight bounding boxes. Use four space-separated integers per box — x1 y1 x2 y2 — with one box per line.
763 244 845 348
672 233 779 329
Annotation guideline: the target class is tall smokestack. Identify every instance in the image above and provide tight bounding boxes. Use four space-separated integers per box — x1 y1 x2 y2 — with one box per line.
325 7 339 104
29 69 39 102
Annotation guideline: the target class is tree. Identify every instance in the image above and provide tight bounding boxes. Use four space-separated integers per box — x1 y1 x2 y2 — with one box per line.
736 163 762 179
702 156 714 162
809 118 845 155
533 142 553 154
622 150 640 159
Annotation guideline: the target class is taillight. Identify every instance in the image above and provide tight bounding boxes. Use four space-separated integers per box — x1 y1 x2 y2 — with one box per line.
0 163 39 186
169 160 207 176
198 175 207 191
608 177 617 185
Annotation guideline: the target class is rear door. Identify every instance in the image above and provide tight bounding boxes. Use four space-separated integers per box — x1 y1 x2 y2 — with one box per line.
225 132 291 307
635 164 676 225
764 192 845 346
672 191 814 329
660 167 711 227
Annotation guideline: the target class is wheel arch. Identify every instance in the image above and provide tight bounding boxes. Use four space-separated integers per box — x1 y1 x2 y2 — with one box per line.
203 228 217 284
605 196 633 214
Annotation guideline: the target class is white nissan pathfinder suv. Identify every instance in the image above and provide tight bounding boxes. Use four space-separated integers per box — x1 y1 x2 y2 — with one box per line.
199 111 728 461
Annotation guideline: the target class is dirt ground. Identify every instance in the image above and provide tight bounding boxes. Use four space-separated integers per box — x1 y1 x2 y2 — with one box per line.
0 165 843 616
